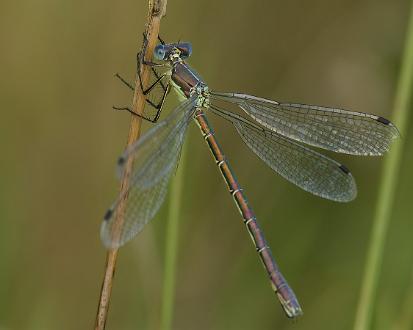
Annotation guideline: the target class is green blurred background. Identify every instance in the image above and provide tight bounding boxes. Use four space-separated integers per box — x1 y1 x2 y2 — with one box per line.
1 0 412 329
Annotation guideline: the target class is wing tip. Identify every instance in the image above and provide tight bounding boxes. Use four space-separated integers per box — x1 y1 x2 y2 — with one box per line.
331 188 357 203
330 164 357 202
376 116 401 138
100 209 124 249
100 224 122 250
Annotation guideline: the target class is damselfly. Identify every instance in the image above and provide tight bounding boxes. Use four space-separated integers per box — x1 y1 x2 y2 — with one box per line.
101 37 399 318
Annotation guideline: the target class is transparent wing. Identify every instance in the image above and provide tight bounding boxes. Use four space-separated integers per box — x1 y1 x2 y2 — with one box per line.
210 92 399 156
210 105 357 202
101 97 196 248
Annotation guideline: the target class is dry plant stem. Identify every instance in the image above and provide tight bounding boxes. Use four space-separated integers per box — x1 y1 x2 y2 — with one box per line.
94 1 167 329
353 3 413 330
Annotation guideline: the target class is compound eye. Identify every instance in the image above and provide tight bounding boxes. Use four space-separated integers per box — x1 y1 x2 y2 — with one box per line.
177 42 192 58
154 45 166 60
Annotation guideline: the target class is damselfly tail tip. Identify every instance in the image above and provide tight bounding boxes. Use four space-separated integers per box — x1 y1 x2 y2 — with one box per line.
275 287 303 319
287 305 303 319
280 298 303 319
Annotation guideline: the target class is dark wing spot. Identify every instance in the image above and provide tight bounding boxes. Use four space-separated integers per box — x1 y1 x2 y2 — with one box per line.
339 164 350 174
104 208 113 221
118 156 126 166
377 116 391 125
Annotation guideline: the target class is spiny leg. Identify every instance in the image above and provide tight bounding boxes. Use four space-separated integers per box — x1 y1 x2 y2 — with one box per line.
136 33 170 122
136 49 168 96
112 33 170 122
112 82 168 123
113 72 170 123
114 73 134 91
152 82 170 122
115 66 166 92
114 70 169 109
157 34 165 45
136 32 168 93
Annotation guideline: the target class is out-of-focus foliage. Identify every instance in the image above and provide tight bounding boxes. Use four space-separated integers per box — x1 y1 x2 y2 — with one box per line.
0 0 412 329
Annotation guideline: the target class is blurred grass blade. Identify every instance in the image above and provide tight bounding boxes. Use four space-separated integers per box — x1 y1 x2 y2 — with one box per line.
160 142 187 330
353 3 413 330
391 265 413 330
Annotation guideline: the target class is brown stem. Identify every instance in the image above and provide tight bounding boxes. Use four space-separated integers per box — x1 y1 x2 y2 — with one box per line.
94 1 167 329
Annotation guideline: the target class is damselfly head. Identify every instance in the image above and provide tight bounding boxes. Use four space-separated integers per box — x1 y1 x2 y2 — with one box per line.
154 45 166 60
153 42 192 61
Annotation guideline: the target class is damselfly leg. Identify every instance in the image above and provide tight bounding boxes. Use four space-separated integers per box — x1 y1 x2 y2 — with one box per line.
113 35 170 122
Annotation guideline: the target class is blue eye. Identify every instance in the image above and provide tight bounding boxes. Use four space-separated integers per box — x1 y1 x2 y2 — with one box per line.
177 42 192 58
154 45 166 60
